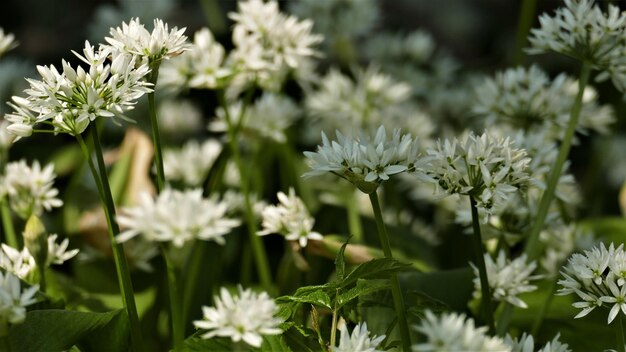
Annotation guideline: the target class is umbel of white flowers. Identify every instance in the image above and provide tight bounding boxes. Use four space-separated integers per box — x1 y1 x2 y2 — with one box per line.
303 125 425 194
558 242 626 324
331 322 385 352
0 271 38 336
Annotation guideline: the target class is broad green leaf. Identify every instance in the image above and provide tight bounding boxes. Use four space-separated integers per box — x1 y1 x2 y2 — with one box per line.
9 309 129 352
277 289 332 309
336 279 389 309
340 258 413 289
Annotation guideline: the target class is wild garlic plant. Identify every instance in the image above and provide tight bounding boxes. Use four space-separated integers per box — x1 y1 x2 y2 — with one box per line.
2 0 626 351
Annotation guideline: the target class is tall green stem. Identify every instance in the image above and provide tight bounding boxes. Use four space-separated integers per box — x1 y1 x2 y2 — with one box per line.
524 63 591 260
620 314 626 352
330 290 339 349
512 0 538 66
147 91 165 192
469 196 496 334
218 92 272 291
345 190 363 243
162 246 184 352
76 129 144 352
368 191 411 351
0 200 17 247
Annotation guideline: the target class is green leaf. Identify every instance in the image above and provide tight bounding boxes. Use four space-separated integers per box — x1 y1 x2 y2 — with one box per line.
336 279 389 309
9 309 129 352
184 336 232 351
334 236 352 282
340 258 413 289
277 288 332 309
260 334 293 352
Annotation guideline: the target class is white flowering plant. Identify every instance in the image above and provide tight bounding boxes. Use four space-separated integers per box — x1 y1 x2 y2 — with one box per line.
0 1 625 351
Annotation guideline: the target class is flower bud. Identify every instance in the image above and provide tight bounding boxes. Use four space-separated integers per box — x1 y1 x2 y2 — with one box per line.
23 215 48 271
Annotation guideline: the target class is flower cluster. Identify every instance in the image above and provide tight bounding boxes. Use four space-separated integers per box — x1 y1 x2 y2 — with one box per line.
163 139 222 187
116 188 240 247
413 310 509 351
104 18 189 66
472 250 540 309
332 322 385 352
0 236 79 281
504 333 571 352
157 99 203 138
0 271 38 334
0 160 62 219
229 0 323 87
557 242 626 323
210 93 300 144
5 41 152 137
527 0 626 91
0 28 17 58
425 131 530 219
304 126 424 193
258 188 322 248
193 286 283 348
473 65 614 141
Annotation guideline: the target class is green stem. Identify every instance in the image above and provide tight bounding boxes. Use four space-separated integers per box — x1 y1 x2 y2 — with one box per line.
330 290 339 349
496 303 513 336
147 91 165 192
199 0 227 36
512 0 538 66
162 246 184 352
524 63 591 260
345 190 363 243
38 266 46 293
76 129 144 352
368 191 412 352
531 278 558 336
0 200 17 248
218 91 272 291
617 313 626 352
469 196 496 335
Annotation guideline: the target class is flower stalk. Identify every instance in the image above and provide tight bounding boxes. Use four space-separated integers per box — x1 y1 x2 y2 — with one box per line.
76 127 144 352
469 196 496 334
147 68 165 192
620 314 626 352
218 91 273 291
368 191 411 351
162 245 184 352
524 63 591 260
0 200 17 248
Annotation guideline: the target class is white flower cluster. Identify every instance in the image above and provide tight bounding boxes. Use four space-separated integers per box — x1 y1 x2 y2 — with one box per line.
304 126 424 193
304 67 433 141
258 188 322 248
0 235 79 281
504 333 571 352
332 322 385 352
163 139 222 187
413 310 509 351
527 0 626 91
425 131 530 219
104 18 189 65
185 28 231 89
210 93 300 144
0 28 18 58
157 99 203 138
5 41 151 137
472 250 540 309
557 242 626 324
0 271 38 334
473 65 614 141
229 0 322 83
116 188 240 247
0 160 62 219
193 286 283 348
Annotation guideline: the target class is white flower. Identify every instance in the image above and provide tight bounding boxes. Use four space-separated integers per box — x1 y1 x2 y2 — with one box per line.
187 28 231 89
193 286 283 347
6 42 151 136
46 234 79 266
228 0 322 89
504 333 571 352
210 93 300 144
412 310 509 351
425 131 530 220
0 28 18 58
0 244 36 280
258 188 322 248
116 188 240 247
472 250 540 309
163 139 222 186
1 160 63 219
332 322 385 352
157 99 203 138
105 18 189 64
0 271 38 333
304 125 424 193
